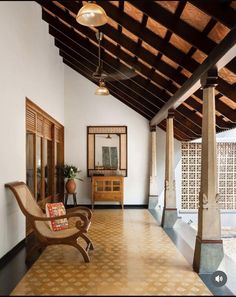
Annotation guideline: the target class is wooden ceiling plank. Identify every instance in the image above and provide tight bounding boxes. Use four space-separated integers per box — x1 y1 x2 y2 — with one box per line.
126 1 216 52
188 0 236 29
39 2 233 135
41 9 171 106
96 1 199 71
43 8 234 125
62 53 196 140
40 5 168 106
41 9 234 125
130 1 236 74
54 1 235 103
98 1 236 97
43 4 234 130
50 24 203 136
150 25 236 126
56 35 202 137
150 1 186 86
217 77 236 103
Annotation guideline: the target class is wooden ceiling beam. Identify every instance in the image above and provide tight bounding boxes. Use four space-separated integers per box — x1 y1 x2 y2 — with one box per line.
45 1 236 104
52 27 206 134
52 32 224 135
57 38 201 138
44 14 206 133
192 89 236 124
130 1 236 74
151 25 236 126
97 1 198 71
101 1 236 101
217 78 236 103
184 95 232 128
62 49 199 139
42 9 174 93
189 0 236 29
43 5 234 132
151 1 186 82
42 10 232 128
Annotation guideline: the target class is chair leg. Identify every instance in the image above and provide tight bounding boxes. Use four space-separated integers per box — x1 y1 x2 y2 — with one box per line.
80 233 94 251
70 242 90 263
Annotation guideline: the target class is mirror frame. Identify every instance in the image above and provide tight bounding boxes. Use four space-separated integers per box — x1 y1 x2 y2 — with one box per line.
87 126 127 177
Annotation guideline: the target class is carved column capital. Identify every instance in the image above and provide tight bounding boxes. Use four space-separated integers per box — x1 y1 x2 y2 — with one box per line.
150 125 156 132
200 67 218 89
167 109 175 119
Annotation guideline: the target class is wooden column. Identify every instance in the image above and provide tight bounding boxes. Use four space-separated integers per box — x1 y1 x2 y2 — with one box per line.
193 68 224 273
148 126 158 209
162 110 177 228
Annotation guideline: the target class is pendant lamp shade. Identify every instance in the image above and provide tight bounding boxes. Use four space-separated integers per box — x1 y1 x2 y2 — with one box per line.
76 3 108 27
95 80 110 96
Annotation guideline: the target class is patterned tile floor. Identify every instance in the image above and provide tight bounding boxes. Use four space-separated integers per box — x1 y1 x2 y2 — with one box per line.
11 210 211 296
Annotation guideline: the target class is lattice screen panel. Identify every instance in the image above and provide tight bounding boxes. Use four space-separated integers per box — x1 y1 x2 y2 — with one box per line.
181 142 236 210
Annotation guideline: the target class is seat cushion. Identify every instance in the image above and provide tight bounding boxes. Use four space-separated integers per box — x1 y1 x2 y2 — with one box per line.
46 202 69 231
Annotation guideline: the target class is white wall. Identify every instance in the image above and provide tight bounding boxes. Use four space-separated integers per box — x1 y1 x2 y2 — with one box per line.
0 2 64 258
64 66 150 206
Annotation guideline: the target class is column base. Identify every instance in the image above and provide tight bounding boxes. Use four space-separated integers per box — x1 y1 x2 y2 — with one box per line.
161 208 177 228
193 236 224 274
148 195 158 209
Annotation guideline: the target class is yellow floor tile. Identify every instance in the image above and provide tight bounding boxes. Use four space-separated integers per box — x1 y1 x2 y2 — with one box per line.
11 210 211 296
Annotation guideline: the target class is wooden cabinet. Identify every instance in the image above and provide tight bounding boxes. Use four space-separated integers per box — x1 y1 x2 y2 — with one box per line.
26 98 64 235
91 176 124 209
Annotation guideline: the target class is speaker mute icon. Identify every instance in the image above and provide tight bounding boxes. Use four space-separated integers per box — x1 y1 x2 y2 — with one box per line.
211 271 227 287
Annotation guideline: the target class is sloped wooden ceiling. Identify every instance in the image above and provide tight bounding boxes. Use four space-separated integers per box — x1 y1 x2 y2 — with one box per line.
37 0 236 141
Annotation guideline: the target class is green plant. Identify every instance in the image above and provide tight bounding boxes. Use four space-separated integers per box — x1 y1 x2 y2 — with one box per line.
63 164 83 181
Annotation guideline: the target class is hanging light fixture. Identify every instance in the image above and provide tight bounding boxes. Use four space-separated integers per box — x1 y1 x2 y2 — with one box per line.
106 134 112 139
76 2 108 27
95 79 109 96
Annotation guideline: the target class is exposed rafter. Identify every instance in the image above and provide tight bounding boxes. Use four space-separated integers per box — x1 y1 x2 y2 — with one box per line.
51 26 202 138
60 1 236 103
41 6 232 130
36 0 236 140
189 0 236 29
151 25 236 126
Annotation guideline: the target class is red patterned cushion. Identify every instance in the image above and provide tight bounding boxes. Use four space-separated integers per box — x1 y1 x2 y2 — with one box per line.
45 203 69 231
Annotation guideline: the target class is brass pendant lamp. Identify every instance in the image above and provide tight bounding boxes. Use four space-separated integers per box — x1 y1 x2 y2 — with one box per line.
95 80 110 96
76 2 108 27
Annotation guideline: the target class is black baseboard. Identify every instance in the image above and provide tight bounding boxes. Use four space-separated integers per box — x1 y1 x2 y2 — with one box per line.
66 204 148 209
0 239 25 268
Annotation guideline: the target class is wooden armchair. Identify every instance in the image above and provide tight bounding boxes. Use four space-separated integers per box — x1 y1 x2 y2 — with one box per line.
5 182 94 263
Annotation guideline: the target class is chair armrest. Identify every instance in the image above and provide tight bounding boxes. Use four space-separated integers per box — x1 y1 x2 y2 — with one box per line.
76 220 91 233
69 206 92 220
31 212 90 232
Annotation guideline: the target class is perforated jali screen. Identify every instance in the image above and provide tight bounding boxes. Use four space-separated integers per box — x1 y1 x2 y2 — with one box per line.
181 142 236 210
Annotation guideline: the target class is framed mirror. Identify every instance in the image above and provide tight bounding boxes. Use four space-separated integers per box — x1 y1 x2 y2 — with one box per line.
87 126 127 177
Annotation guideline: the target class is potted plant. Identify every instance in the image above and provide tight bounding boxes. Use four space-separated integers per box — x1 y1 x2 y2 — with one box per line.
63 164 83 194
